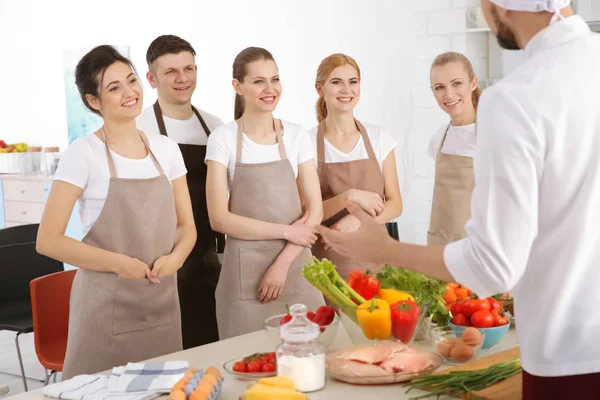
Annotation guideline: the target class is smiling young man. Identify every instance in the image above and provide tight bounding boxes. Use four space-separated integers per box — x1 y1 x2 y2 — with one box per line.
136 34 224 349
320 0 600 397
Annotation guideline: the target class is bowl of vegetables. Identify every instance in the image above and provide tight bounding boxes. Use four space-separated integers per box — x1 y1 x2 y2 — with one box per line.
263 305 339 349
449 296 511 349
430 326 484 364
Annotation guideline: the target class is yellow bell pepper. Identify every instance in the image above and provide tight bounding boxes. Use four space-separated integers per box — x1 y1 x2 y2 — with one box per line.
377 288 415 305
357 298 392 340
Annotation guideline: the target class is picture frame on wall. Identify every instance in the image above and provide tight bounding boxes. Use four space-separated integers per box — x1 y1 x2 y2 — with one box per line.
63 45 130 144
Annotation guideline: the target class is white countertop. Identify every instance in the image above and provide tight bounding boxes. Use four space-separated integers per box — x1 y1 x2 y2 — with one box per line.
0 173 53 182
3 325 519 400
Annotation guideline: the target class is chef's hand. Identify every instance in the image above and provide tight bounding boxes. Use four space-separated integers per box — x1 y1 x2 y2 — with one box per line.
348 189 384 217
322 214 362 250
258 262 290 304
319 202 394 265
151 254 182 280
117 256 159 283
283 212 318 248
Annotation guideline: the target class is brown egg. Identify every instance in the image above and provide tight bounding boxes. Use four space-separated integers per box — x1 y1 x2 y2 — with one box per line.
201 373 218 387
461 327 483 347
168 390 187 400
450 344 474 362
437 341 454 358
205 367 222 380
190 387 211 400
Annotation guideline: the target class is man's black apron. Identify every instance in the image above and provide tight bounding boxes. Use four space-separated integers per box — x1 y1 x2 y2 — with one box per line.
153 101 225 348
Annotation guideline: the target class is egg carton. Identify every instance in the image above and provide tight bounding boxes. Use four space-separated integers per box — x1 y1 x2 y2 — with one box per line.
169 367 224 400
0 152 33 174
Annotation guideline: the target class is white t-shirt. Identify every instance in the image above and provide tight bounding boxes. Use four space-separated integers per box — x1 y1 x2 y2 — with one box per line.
53 133 187 237
308 123 397 171
136 105 224 145
427 123 477 159
205 120 315 188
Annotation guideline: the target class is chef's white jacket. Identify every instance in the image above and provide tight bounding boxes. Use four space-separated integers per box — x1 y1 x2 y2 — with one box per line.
445 15 600 377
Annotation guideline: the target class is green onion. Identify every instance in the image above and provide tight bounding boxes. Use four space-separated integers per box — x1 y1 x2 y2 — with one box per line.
403 358 522 400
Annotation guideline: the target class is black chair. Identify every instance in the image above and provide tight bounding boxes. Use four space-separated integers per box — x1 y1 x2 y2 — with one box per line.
0 224 63 391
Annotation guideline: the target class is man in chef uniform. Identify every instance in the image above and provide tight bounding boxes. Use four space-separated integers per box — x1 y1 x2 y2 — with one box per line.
319 0 600 397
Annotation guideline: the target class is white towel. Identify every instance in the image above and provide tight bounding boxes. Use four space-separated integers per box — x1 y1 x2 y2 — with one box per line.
41 375 160 400
109 361 189 393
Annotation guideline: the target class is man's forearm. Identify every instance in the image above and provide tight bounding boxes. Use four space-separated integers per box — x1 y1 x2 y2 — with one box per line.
383 240 455 282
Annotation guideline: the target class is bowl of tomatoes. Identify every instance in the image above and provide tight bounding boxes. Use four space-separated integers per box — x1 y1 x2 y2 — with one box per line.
448 297 511 349
223 352 277 380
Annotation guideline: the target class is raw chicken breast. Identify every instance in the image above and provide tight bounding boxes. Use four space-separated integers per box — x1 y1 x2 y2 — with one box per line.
378 351 435 373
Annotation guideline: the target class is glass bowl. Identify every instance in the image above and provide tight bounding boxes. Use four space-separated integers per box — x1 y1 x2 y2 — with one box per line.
334 301 429 346
448 320 510 350
222 358 276 380
263 312 339 350
430 326 484 364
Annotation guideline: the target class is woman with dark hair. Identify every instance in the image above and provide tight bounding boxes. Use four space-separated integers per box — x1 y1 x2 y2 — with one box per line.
36 45 196 379
205 47 324 339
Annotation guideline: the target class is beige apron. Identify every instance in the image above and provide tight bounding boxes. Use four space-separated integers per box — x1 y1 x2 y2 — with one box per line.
427 125 475 245
61 131 182 380
311 120 385 280
215 119 325 340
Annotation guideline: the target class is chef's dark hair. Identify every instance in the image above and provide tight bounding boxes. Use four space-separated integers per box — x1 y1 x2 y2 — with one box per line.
75 45 138 116
232 47 276 120
431 52 482 110
146 35 196 67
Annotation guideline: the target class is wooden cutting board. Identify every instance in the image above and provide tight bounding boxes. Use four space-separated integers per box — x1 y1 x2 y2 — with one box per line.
420 347 521 400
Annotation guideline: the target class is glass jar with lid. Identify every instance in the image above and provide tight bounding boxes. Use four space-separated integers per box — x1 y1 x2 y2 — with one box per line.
276 303 326 393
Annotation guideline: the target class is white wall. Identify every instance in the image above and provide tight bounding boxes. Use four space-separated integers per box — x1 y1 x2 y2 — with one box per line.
0 0 490 244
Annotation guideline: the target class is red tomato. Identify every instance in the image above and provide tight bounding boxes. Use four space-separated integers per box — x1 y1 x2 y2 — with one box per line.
471 310 495 328
487 297 503 312
262 363 276 373
263 353 276 363
495 315 509 327
471 299 491 314
233 361 246 373
452 313 470 326
451 302 463 317
461 299 475 317
246 361 262 373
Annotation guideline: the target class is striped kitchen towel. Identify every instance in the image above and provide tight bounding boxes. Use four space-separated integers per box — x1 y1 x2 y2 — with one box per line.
109 361 189 393
42 375 160 400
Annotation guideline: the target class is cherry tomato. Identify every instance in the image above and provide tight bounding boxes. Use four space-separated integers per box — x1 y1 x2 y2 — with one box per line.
452 313 470 326
461 299 475 317
246 361 262 373
472 299 491 314
471 310 495 328
451 302 463 317
233 361 246 373
262 363 276 373
488 297 503 312
495 315 509 327
263 353 276 363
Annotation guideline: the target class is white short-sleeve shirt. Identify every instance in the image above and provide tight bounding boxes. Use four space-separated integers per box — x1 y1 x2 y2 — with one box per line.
204 120 315 188
308 122 397 171
427 123 477 160
136 105 224 145
53 133 187 237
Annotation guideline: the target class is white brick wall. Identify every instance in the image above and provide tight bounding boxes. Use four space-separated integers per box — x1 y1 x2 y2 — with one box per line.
400 1 489 244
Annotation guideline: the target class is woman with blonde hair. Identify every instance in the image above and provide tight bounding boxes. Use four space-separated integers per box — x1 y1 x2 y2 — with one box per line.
309 53 403 279
205 47 324 339
427 51 481 245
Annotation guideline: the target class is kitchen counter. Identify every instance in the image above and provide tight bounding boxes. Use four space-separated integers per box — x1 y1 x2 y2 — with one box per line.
3 325 519 400
0 173 53 182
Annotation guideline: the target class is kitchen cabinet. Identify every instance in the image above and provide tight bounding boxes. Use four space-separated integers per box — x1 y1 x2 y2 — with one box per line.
0 174 82 270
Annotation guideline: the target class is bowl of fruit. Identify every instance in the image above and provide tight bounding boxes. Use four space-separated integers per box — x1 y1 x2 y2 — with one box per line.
449 296 511 349
431 326 485 364
263 305 339 349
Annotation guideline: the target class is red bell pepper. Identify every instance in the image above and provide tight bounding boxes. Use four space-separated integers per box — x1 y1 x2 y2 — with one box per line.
347 269 380 300
390 300 420 344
